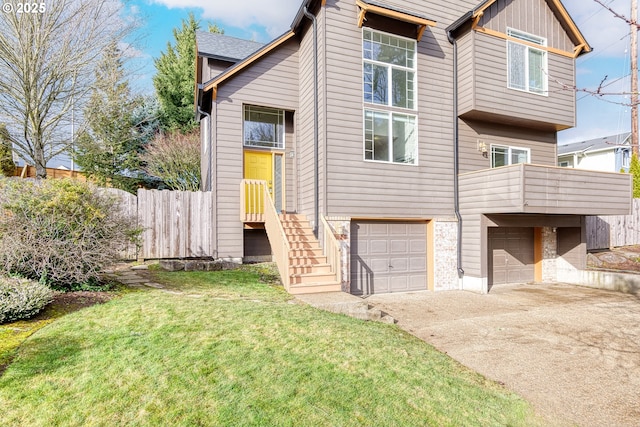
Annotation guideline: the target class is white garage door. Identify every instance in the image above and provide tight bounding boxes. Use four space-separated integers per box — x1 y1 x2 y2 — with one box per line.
489 227 535 286
350 221 427 295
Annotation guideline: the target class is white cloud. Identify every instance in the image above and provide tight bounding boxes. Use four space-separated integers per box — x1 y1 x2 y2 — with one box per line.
150 0 302 38
564 0 632 59
118 41 148 59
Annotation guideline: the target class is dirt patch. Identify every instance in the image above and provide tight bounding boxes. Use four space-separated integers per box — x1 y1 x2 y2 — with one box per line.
48 291 115 312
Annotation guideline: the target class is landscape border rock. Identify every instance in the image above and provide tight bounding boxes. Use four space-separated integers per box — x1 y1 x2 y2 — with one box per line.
159 259 240 272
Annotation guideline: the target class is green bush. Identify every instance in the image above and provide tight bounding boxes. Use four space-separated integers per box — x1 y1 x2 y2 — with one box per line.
0 178 141 290
0 276 54 324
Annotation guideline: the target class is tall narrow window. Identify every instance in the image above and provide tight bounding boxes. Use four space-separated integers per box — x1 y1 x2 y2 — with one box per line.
243 105 285 149
363 29 417 164
507 28 547 95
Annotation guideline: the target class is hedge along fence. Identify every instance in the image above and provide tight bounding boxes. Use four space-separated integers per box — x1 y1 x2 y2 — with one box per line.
108 189 216 260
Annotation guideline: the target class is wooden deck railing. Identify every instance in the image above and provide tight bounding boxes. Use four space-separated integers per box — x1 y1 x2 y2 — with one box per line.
321 216 342 285
240 179 267 222
262 183 291 291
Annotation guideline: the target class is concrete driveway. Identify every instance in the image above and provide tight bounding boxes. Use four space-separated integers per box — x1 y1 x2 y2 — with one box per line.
365 283 640 427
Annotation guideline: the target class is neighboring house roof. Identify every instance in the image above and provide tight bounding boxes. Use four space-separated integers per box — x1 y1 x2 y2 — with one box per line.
558 132 631 156
446 0 591 57
195 31 264 63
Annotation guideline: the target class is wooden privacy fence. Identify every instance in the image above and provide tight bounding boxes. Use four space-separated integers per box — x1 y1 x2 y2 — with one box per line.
107 188 215 260
587 199 640 250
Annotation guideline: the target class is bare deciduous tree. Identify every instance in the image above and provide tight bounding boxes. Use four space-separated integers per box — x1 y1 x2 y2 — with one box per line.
0 0 135 178
141 131 201 191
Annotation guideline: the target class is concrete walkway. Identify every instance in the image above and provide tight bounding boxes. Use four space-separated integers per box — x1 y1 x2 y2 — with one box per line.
365 283 640 427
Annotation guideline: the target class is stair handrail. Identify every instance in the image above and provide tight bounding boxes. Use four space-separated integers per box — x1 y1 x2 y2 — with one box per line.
261 182 291 290
320 216 342 286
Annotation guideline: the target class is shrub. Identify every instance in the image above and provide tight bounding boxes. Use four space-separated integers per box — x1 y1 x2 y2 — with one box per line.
140 130 200 191
0 178 141 290
0 276 54 324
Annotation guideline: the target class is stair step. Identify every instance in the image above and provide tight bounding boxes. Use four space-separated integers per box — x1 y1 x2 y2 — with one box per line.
289 255 328 265
285 234 318 242
288 241 321 250
290 272 338 285
288 281 342 295
279 214 306 221
288 249 324 258
289 263 332 275
284 227 316 239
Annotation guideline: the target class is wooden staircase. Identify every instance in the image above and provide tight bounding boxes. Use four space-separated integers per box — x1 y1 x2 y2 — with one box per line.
280 214 341 294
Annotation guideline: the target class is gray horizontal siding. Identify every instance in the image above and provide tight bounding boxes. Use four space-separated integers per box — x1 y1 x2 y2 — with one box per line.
459 164 632 216
214 39 300 258
460 32 575 129
458 119 557 174
323 0 464 219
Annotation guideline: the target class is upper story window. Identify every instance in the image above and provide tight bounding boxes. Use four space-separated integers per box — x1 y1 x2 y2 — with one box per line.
363 28 416 110
507 28 547 95
243 105 284 149
491 144 530 168
362 29 417 165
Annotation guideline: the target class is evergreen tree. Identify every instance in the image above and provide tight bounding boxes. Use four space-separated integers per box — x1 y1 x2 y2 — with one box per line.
153 14 223 132
74 43 158 193
0 125 15 177
630 153 640 198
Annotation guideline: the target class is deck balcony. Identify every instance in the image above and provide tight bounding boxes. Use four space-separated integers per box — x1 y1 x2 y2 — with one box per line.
459 164 632 216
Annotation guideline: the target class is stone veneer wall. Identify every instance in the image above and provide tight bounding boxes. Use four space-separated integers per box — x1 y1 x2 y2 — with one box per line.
325 217 350 292
542 226 558 282
433 219 460 291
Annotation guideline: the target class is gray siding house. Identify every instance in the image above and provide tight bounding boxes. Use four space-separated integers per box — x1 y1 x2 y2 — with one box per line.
195 0 631 295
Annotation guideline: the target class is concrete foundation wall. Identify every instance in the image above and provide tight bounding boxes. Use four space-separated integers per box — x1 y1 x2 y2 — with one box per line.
557 258 640 295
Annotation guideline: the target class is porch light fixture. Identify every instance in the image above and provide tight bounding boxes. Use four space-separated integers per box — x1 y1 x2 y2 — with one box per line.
477 139 487 154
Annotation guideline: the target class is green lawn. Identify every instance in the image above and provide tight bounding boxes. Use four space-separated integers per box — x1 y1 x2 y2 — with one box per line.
0 265 540 426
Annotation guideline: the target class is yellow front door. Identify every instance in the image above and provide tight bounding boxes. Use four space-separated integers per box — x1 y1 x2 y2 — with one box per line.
244 151 273 194
244 151 273 216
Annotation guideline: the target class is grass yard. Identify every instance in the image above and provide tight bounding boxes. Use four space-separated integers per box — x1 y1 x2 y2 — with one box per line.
0 265 540 426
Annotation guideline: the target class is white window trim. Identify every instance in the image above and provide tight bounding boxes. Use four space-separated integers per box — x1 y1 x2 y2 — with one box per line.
490 144 531 168
362 108 418 165
362 28 418 166
506 27 548 97
242 105 285 149
362 28 417 112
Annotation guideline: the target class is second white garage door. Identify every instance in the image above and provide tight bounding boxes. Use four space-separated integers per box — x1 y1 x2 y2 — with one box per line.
350 221 427 295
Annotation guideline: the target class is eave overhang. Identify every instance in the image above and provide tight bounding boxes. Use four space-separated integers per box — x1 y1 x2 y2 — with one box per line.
355 0 436 41
446 0 591 58
201 30 297 101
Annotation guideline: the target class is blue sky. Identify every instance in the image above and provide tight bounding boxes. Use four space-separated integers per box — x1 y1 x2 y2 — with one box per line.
124 0 637 145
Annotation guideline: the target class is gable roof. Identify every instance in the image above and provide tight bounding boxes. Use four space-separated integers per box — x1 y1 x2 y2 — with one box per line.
446 0 591 57
196 31 264 63
199 0 321 101
558 132 631 156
